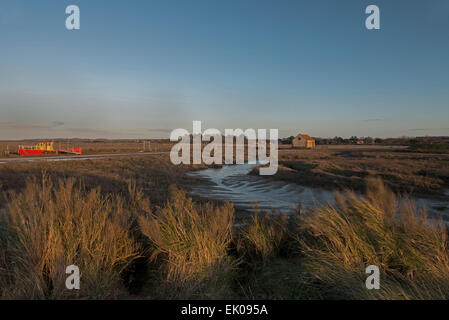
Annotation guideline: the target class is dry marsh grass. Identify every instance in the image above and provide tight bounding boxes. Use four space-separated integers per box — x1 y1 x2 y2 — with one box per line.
0 176 141 299
138 186 236 299
235 211 290 263
0 154 205 206
272 148 449 196
1 153 449 299
297 178 449 299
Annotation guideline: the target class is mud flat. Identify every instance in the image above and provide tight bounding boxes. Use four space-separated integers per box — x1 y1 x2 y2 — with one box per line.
188 164 449 218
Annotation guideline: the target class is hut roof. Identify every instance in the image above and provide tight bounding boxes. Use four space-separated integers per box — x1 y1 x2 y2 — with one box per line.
296 134 314 141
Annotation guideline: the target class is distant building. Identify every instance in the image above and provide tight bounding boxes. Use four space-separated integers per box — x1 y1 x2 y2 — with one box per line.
292 134 315 149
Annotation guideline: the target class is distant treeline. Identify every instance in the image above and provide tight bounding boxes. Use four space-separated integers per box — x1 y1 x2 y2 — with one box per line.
409 142 449 154
3 136 449 147
280 135 449 146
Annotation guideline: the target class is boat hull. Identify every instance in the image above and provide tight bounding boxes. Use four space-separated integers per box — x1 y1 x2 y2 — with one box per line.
18 148 83 156
18 149 46 156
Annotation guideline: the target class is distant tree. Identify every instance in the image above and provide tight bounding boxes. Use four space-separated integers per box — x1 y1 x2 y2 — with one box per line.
374 138 383 144
365 137 374 144
315 138 330 145
333 136 344 144
280 136 294 144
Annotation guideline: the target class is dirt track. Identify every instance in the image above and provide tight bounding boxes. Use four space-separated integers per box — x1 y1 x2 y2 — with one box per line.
0 152 170 164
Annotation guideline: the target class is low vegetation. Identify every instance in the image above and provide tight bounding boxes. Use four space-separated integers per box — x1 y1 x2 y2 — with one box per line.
298 178 449 299
1 161 449 299
409 143 449 154
0 176 140 299
260 147 449 197
138 186 236 299
0 155 205 206
235 210 290 263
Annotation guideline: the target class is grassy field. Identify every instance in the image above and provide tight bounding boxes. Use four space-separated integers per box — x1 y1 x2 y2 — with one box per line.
409 143 449 154
254 145 449 197
1 147 449 299
0 139 174 157
0 154 205 205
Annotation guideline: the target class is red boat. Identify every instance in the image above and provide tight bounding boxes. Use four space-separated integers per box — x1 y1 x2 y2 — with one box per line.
18 149 45 156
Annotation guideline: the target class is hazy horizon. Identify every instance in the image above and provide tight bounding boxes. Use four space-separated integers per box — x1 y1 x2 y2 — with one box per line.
1 0 448 139
1 133 448 142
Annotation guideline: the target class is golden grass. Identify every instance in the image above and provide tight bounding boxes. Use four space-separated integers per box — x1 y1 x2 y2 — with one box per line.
297 178 449 299
0 176 141 299
0 154 205 206
1 152 449 299
236 210 289 263
272 148 449 195
138 186 236 299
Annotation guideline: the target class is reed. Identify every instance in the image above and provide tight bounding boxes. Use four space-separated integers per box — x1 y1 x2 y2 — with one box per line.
297 178 449 299
138 185 236 299
0 176 141 299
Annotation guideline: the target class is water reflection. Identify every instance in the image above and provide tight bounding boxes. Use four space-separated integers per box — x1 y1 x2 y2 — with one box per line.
188 164 449 217
187 164 334 214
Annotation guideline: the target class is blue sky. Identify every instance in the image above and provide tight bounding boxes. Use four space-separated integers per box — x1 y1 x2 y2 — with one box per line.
0 0 448 139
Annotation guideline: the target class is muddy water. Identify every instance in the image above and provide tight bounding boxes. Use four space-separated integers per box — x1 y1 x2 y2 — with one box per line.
187 164 334 214
188 164 449 217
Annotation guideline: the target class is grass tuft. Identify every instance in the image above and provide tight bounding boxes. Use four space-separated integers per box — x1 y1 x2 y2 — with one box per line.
0 175 141 299
138 185 236 299
298 178 449 299
236 210 290 263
